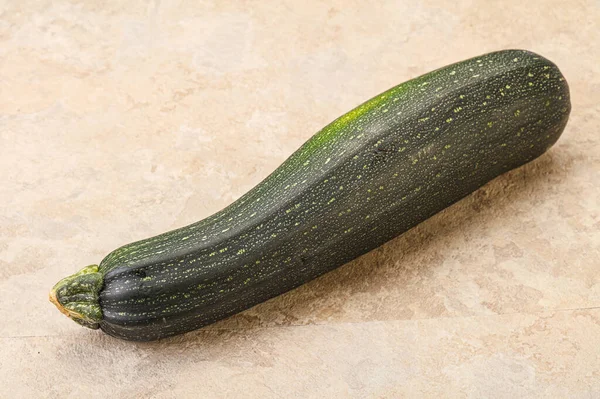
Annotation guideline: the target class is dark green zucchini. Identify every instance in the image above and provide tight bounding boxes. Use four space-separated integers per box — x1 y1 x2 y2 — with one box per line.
50 49 570 341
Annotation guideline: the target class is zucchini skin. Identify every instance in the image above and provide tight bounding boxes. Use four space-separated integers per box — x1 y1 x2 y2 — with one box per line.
51 49 570 341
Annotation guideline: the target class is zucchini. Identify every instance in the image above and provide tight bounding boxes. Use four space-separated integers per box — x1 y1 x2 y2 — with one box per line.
50 49 570 341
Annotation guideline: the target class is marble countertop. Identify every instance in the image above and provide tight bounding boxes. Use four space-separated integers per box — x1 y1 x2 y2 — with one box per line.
1 1 598 397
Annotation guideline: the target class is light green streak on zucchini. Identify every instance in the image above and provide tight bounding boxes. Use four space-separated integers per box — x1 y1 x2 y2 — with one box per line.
303 78 420 154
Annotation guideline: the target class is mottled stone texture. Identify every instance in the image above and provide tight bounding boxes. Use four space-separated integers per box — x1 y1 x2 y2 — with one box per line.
0 0 598 398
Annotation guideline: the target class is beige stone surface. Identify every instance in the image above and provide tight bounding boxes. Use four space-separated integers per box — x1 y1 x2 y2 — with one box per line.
1 0 599 397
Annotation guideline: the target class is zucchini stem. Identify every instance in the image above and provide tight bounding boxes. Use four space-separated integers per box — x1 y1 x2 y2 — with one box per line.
49 264 103 330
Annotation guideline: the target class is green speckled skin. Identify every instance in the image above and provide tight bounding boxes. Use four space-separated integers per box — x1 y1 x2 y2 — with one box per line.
52 49 570 341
